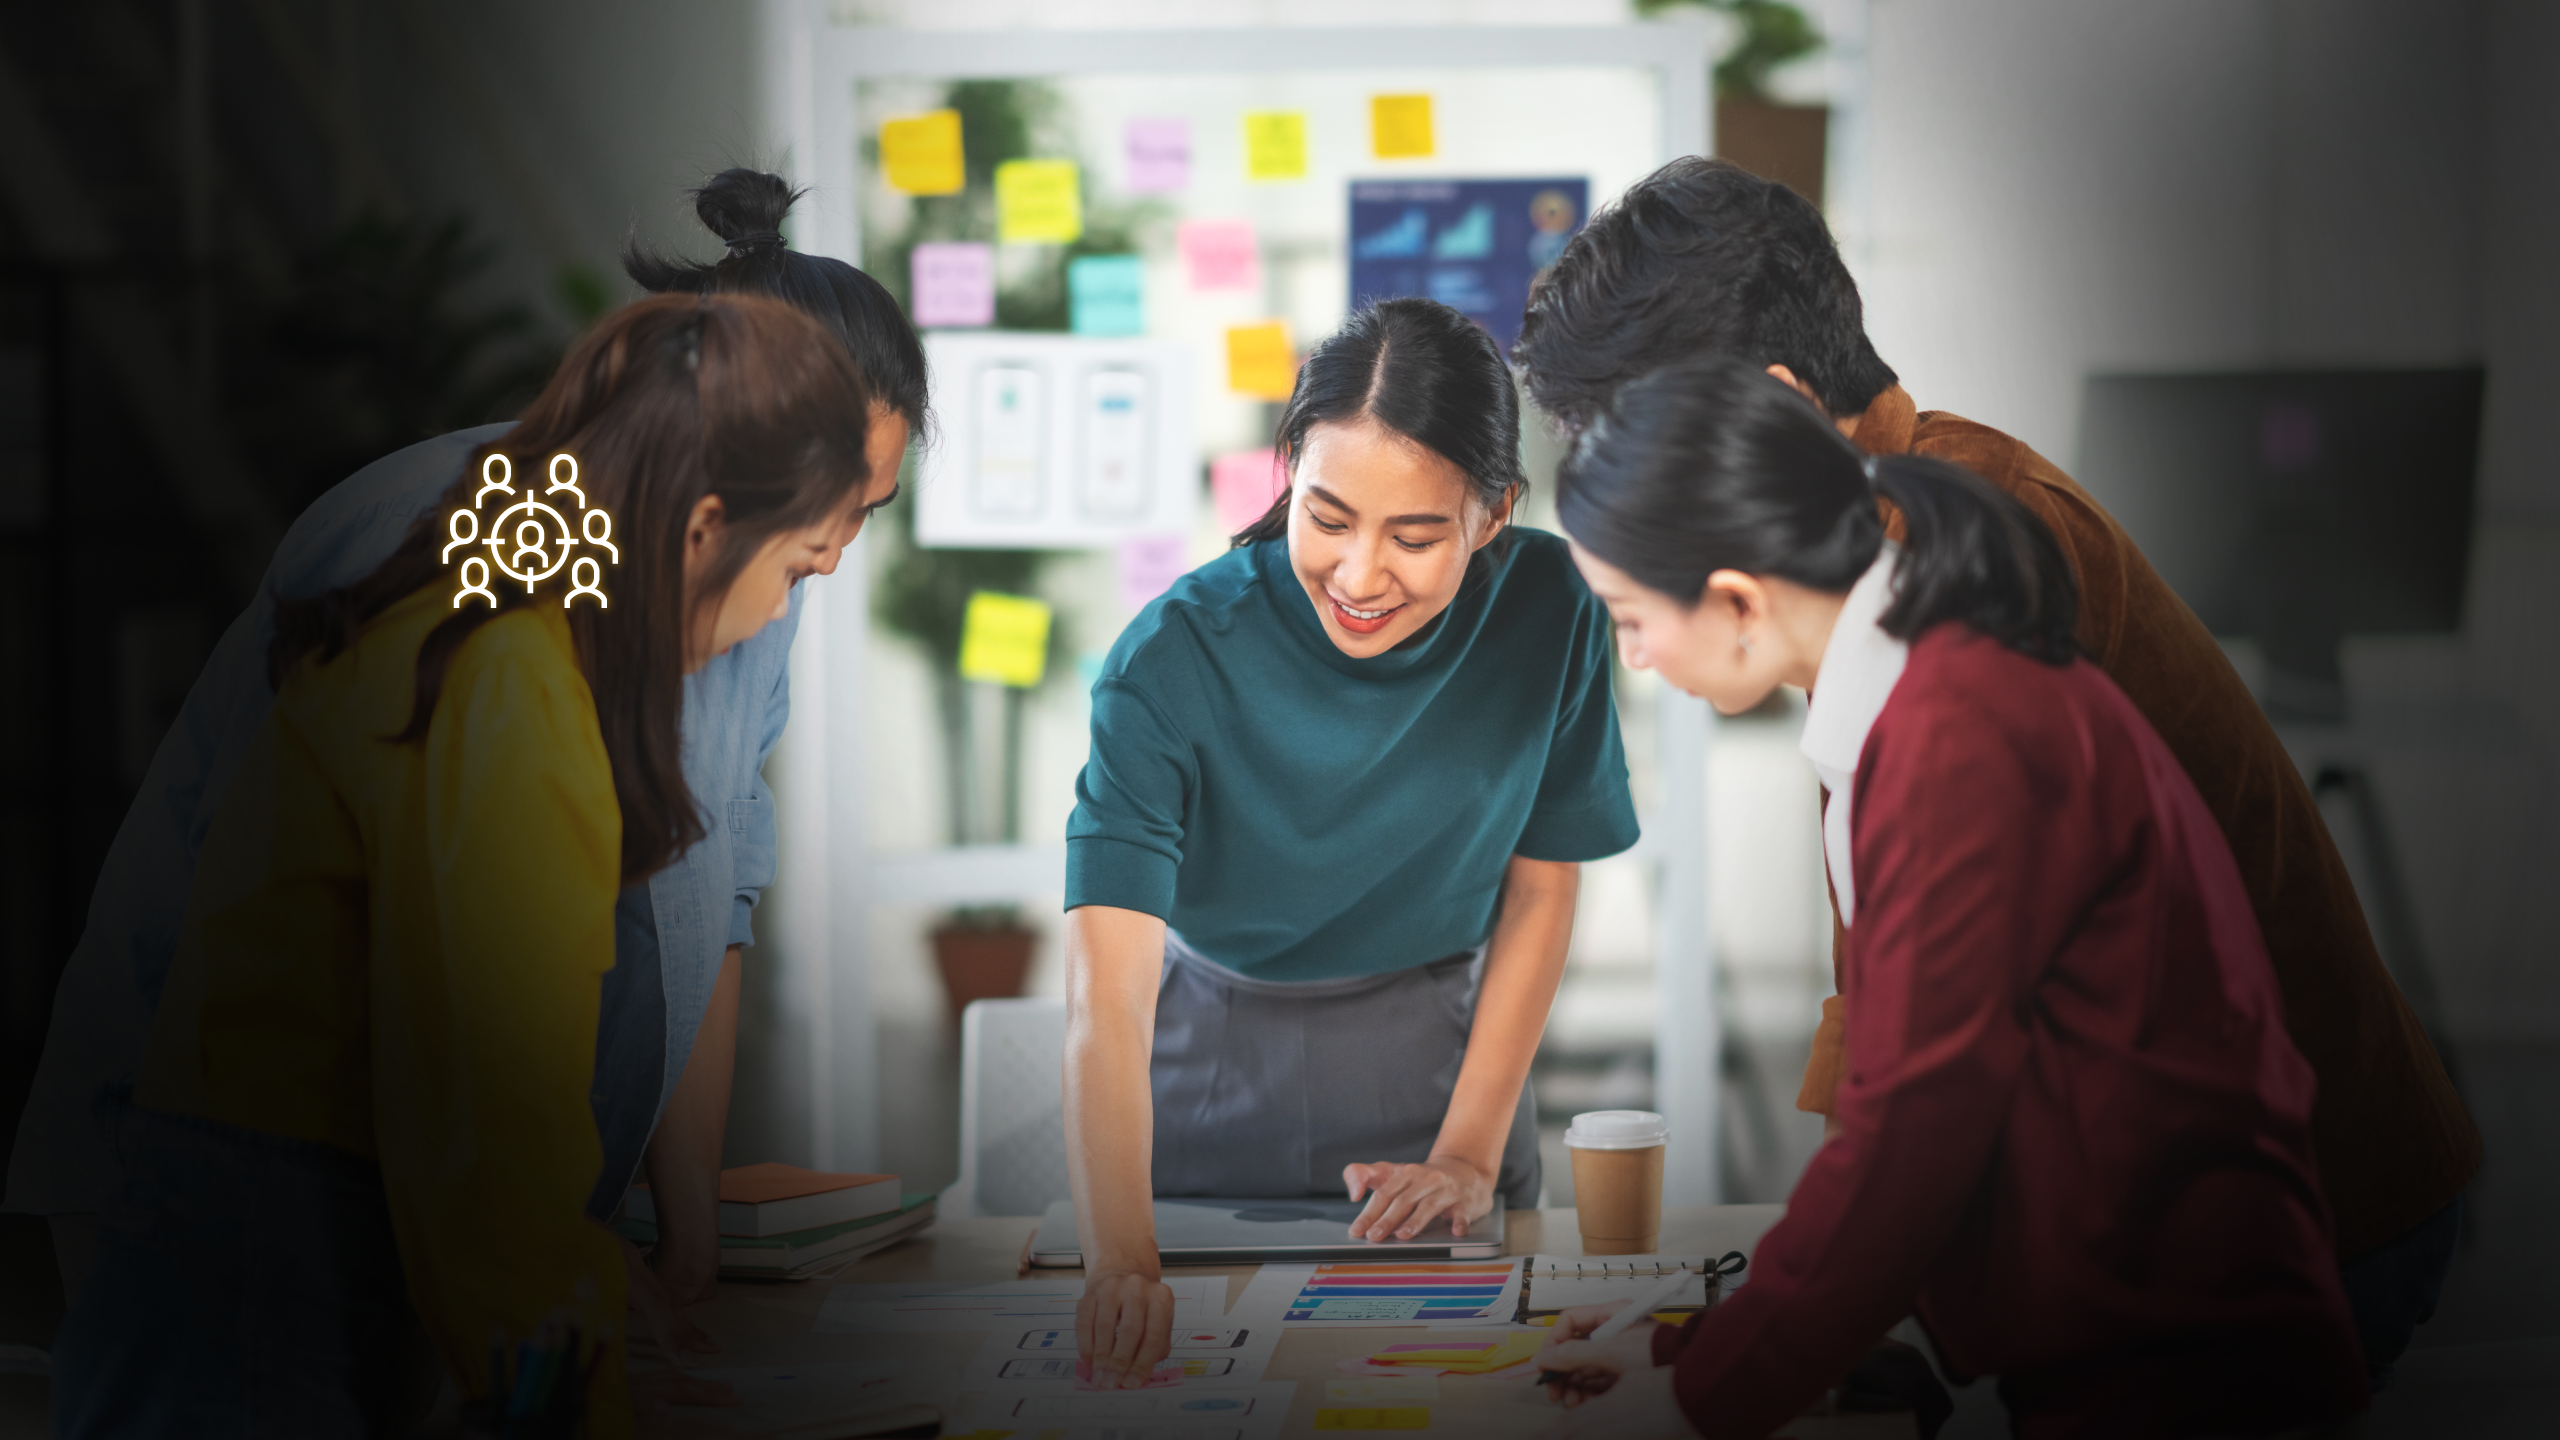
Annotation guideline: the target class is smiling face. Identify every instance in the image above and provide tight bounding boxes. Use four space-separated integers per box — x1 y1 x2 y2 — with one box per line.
1285 416 1511 658
683 404 909 672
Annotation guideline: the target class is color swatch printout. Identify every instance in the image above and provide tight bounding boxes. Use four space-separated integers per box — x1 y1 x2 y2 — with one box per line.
1260 1261 1521 1323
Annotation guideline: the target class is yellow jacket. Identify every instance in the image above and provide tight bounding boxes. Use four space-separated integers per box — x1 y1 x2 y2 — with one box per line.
140 583 631 1435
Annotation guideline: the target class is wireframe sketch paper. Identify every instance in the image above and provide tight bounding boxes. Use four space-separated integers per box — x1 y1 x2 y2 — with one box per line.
949 1380 1298 1440
815 1276 1224 1334
967 1316 1281 1393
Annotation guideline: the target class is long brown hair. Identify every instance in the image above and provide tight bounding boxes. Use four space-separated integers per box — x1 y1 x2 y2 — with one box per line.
269 293 875 880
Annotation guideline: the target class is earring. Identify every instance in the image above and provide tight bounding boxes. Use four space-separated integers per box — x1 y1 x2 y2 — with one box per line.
1738 633 1754 654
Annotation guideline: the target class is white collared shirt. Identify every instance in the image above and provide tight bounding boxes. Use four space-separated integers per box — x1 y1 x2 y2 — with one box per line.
1797 545 1910 929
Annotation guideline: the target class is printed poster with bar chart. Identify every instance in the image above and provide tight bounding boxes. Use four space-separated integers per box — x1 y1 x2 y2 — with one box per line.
1270 1261 1522 1323
1347 178 1588 355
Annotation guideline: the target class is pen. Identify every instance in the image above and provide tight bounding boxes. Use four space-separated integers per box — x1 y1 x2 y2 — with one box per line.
1532 1263 1714 1388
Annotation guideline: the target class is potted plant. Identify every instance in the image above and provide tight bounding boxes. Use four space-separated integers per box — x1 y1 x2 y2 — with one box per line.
1639 0 1829 206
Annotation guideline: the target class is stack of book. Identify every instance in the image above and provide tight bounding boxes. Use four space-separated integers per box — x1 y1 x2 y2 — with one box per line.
619 1162 936 1281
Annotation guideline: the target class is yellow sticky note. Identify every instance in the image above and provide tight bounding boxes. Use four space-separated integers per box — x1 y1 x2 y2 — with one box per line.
1225 322 1297 400
1371 95 1434 159
995 159 1082 244
958 591 1052 687
1243 111 1307 181
1315 1408 1430 1430
880 109 963 195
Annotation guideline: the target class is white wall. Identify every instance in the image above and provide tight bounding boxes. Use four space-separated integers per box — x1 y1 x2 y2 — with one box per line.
1831 0 2556 1037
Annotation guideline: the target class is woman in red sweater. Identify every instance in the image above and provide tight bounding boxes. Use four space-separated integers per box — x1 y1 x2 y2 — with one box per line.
1534 357 2367 1439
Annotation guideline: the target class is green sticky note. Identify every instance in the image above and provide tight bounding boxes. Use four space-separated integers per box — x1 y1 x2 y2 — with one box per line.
958 591 1052 688
1070 255 1145 337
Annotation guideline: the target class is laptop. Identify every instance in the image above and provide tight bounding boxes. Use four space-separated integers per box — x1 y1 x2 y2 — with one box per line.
1026 1197 1505 1267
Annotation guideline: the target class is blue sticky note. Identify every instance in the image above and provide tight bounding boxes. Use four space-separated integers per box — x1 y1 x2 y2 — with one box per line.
1070 254 1146 337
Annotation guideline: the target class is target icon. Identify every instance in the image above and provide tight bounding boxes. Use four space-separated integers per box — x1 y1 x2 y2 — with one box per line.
444 452 617 609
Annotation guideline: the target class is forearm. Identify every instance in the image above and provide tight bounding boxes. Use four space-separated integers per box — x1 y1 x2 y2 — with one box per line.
1063 905 1167 1277
642 944 743 1298
1433 856 1578 1177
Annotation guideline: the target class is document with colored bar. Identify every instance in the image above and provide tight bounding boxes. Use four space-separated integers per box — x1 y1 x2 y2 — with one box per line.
1228 1260 1523 1326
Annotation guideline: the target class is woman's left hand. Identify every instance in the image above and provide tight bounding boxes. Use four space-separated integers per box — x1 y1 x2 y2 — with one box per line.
1342 1156 1496 1241
1535 1364 1698 1439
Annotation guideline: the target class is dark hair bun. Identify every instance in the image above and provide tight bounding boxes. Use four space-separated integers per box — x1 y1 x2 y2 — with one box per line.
623 167 934 447
692 168 803 247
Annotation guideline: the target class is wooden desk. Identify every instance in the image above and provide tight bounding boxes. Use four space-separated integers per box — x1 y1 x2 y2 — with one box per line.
679 1206 1912 1437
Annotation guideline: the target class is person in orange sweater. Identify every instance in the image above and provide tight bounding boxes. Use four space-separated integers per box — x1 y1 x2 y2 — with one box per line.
1512 156 2477 1385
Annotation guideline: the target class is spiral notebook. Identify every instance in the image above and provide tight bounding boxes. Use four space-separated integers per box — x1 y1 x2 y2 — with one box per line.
1524 1252 1747 1314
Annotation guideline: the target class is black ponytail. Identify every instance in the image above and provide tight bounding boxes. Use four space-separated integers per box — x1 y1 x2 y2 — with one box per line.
1235 297 1526 546
624 167 934 446
1555 356 2078 664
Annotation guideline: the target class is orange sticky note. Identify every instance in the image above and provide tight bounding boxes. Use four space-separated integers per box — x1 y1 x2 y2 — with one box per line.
1225 322 1296 400
1370 95 1434 159
880 109 963 195
1243 111 1307 181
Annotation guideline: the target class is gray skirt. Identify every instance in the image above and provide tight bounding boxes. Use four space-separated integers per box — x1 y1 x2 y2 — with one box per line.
1149 933 1541 1209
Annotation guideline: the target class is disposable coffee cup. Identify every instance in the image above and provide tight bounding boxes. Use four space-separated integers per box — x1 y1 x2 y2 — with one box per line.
1565 1110 1668 1255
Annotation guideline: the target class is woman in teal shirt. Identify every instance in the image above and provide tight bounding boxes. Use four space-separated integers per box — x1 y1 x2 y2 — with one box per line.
1066 298 1639 1385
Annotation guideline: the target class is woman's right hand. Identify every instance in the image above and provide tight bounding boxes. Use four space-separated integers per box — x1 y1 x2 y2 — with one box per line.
1078 1268 1176 1389
1535 1300 1664 1406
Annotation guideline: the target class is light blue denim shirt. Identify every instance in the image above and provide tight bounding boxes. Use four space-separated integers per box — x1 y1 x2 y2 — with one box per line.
5 424 795 1218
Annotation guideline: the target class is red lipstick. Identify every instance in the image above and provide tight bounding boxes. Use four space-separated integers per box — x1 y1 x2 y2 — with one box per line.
1330 596 1403 635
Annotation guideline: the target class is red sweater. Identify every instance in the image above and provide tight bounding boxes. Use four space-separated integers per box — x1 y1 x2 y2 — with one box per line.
1658 627 2366 1439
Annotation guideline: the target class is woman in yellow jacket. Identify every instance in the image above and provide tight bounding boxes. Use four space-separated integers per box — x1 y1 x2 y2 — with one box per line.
51 293 896 1437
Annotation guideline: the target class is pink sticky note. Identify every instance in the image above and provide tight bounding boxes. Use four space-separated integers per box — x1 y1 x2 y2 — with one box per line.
910 241 993 328
1212 448 1287 535
1118 533 1191 613
1179 219 1260 292
1125 116 1191 194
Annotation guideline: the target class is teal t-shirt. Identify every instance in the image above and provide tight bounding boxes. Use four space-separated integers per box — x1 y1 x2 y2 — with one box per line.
1065 529 1639 981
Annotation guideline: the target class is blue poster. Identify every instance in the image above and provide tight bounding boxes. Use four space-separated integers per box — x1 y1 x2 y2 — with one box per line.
1347 178 1588 354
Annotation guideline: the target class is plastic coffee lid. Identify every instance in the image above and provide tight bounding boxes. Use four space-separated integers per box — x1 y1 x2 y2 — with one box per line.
1563 1110 1668 1149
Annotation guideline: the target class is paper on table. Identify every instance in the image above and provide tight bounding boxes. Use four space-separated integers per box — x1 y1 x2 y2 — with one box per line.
879 109 963 195
1243 111 1308 181
951 1380 1297 1439
1210 449 1286 535
1125 116 1191 193
816 1275 1225 1334
1370 95 1434 159
995 159 1082 244
910 242 993 328
1118 533 1191 613
1178 219 1259 292
966 1314 1281 1392
1523 1254 1738 1313
1229 1260 1523 1327
665 1361 947 1435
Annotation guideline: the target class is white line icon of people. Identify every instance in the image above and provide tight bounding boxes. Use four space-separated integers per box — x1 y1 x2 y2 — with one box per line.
441 450 615 609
